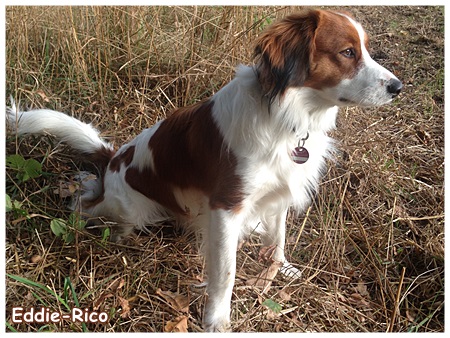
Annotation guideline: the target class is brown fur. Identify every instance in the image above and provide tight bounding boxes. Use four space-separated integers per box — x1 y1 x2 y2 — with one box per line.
123 100 245 214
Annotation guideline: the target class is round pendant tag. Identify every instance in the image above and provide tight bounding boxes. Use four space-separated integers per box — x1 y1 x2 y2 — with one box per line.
291 147 309 164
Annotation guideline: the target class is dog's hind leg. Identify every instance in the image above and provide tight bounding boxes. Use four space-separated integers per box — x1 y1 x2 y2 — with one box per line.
261 208 302 279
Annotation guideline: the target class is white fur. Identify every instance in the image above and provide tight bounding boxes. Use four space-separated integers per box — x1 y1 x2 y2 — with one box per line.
323 14 401 107
6 102 112 153
126 121 162 173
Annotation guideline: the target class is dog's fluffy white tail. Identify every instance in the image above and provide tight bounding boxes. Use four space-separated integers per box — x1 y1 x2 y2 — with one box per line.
7 100 113 157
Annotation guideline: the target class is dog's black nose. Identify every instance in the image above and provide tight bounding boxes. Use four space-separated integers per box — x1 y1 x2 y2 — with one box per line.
387 78 403 98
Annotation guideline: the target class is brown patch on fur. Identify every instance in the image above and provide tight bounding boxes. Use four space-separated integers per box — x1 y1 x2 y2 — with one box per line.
254 9 367 99
125 100 244 214
125 166 187 215
109 146 135 173
304 10 363 90
254 10 320 102
89 146 116 169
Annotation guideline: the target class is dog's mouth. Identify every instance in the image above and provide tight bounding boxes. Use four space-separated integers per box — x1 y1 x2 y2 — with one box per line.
338 97 357 106
339 97 352 103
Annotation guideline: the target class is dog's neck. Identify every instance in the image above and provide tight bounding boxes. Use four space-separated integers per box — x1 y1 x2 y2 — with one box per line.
211 65 338 159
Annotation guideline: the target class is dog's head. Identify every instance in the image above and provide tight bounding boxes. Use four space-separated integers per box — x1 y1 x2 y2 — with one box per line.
254 9 402 107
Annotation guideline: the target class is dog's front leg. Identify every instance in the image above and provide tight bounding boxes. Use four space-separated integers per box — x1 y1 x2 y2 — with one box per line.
203 208 242 332
261 208 301 279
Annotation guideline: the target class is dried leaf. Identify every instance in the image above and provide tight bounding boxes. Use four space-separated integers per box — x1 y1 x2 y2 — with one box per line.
93 277 125 310
258 245 277 263
348 293 370 308
93 292 114 311
36 90 50 102
54 174 98 197
246 261 282 293
30 255 42 263
53 181 80 198
164 315 188 332
278 289 292 302
111 277 125 291
118 296 131 318
356 279 369 297
156 288 189 313
406 309 416 322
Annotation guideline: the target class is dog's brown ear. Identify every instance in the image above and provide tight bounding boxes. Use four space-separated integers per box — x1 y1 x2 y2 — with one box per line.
254 10 321 104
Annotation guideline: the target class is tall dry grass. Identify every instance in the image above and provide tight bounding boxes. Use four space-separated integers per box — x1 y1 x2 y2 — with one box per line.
5 6 444 332
7 7 290 128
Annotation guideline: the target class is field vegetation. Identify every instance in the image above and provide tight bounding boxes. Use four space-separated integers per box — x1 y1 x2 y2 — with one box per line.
5 6 444 332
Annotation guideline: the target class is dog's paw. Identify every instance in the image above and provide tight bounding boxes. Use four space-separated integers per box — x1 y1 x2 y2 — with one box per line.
203 304 231 332
279 261 302 279
203 317 231 332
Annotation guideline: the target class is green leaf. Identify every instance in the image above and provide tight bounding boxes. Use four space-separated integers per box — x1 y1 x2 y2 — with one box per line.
50 214 86 244
6 154 25 168
63 232 75 244
23 158 42 181
50 218 67 237
5 194 12 212
6 154 42 182
15 201 23 210
6 194 25 217
262 299 282 313
102 227 111 243
68 212 86 230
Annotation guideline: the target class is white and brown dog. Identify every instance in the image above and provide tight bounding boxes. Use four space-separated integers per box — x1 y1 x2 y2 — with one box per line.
8 9 401 332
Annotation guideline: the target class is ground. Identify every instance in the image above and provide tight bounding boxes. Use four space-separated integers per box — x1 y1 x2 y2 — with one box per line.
5 6 444 332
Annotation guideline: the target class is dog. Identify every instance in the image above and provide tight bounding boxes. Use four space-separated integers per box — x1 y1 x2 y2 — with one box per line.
7 9 401 332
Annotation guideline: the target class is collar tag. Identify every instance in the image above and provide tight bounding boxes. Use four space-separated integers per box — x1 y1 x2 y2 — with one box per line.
291 131 309 164
291 146 309 164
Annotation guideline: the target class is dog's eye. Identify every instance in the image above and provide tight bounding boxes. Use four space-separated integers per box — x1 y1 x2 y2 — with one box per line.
340 48 356 58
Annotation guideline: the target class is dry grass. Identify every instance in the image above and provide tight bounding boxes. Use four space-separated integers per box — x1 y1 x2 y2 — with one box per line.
5 6 444 332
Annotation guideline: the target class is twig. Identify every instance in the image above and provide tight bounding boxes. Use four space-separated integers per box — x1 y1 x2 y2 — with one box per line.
392 214 444 223
292 205 311 252
388 266 406 332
